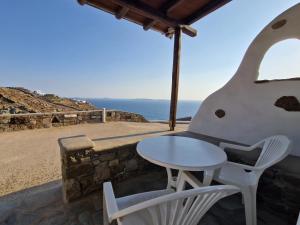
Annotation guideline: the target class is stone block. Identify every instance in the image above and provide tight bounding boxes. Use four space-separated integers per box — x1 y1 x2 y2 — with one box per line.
97 152 115 161
94 163 111 181
79 175 98 195
66 163 93 179
109 159 119 167
0 116 10 124
63 179 81 203
59 135 95 152
118 150 132 159
125 159 138 171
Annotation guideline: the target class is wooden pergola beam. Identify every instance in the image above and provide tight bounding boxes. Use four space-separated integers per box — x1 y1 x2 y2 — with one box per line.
184 0 230 24
115 6 129 19
181 25 197 37
142 0 184 32
110 0 179 27
79 0 196 37
161 0 185 15
143 19 157 31
169 27 181 131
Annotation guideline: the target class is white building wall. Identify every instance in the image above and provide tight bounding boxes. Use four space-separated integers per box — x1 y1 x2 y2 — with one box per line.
189 3 300 156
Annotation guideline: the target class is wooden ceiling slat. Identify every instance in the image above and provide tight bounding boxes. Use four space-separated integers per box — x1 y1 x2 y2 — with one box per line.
143 19 157 31
115 6 129 19
161 0 186 15
143 0 185 31
184 0 230 24
78 0 231 38
109 0 179 27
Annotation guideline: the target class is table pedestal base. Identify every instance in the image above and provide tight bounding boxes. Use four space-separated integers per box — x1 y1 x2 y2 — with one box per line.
166 168 215 191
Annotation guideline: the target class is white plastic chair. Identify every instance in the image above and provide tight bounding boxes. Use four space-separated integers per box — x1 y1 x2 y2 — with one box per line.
214 135 291 225
103 182 239 225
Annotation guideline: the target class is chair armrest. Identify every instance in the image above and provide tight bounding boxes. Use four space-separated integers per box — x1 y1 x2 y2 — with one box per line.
219 141 262 152
227 161 263 172
103 182 119 223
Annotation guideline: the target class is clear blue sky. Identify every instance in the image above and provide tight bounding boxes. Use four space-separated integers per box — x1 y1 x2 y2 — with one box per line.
1 0 299 100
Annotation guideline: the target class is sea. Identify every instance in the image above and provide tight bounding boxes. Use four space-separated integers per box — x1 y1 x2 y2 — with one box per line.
84 99 201 121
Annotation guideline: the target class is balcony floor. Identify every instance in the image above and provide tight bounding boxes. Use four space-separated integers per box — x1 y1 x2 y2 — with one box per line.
0 171 289 225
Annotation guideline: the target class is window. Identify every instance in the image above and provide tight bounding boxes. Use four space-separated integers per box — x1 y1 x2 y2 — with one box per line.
257 39 300 82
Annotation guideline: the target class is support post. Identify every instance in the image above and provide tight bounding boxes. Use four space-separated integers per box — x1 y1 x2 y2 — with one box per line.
169 27 181 131
102 108 106 123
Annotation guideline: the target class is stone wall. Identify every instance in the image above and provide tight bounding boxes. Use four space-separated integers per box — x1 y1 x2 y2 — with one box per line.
59 140 161 202
0 110 147 132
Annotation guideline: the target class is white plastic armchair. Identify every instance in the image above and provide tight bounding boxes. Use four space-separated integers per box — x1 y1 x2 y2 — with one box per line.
103 182 239 225
215 135 291 225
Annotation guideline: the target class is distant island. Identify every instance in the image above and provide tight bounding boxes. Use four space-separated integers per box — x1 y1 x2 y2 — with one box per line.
0 87 96 114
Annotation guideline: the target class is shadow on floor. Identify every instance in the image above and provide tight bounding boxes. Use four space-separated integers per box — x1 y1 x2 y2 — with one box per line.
0 172 294 225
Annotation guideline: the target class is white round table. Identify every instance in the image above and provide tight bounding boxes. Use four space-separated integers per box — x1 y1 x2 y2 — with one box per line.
137 136 227 190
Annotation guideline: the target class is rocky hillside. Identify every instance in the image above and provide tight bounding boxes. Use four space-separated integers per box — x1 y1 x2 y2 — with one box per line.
0 87 96 114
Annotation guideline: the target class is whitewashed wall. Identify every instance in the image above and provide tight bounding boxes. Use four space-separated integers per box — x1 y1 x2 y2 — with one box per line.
189 4 300 156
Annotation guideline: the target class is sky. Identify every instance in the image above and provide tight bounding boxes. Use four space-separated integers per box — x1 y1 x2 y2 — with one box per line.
0 0 299 100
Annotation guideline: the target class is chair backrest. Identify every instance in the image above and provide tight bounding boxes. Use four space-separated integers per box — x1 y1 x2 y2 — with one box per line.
255 135 291 169
118 185 239 225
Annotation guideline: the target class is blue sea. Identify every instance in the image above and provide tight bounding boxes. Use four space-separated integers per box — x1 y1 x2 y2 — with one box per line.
85 99 201 121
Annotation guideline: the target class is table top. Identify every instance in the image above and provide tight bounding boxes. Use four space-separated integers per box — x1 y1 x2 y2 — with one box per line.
137 136 227 171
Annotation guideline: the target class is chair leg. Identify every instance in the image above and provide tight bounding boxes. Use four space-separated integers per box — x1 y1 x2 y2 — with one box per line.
203 169 215 186
166 168 173 189
103 195 109 225
176 171 186 191
242 186 257 225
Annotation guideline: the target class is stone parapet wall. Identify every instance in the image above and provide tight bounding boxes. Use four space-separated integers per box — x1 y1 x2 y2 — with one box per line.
0 110 147 132
59 138 161 202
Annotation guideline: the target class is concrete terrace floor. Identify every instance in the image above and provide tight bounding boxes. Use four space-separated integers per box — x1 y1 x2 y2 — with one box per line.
0 122 188 196
0 122 291 225
0 171 289 225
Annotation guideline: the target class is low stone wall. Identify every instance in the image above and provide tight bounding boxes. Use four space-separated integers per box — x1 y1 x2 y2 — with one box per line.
59 138 161 202
0 110 147 132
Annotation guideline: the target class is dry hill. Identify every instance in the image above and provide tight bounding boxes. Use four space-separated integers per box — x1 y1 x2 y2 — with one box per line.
0 87 96 114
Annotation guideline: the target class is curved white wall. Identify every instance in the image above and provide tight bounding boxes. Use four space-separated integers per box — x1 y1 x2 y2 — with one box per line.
189 3 300 156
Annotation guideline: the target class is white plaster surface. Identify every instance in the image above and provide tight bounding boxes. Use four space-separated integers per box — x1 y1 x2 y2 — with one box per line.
189 4 300 156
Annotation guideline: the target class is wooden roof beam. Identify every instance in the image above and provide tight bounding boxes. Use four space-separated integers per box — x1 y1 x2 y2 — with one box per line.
180 25 197 37
184 0 231 24
110 0 197 37
115 6 129 19
143 19 157 31
143 0 185 33
78 0 197 37
161 0 185 15
109 0 178 27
